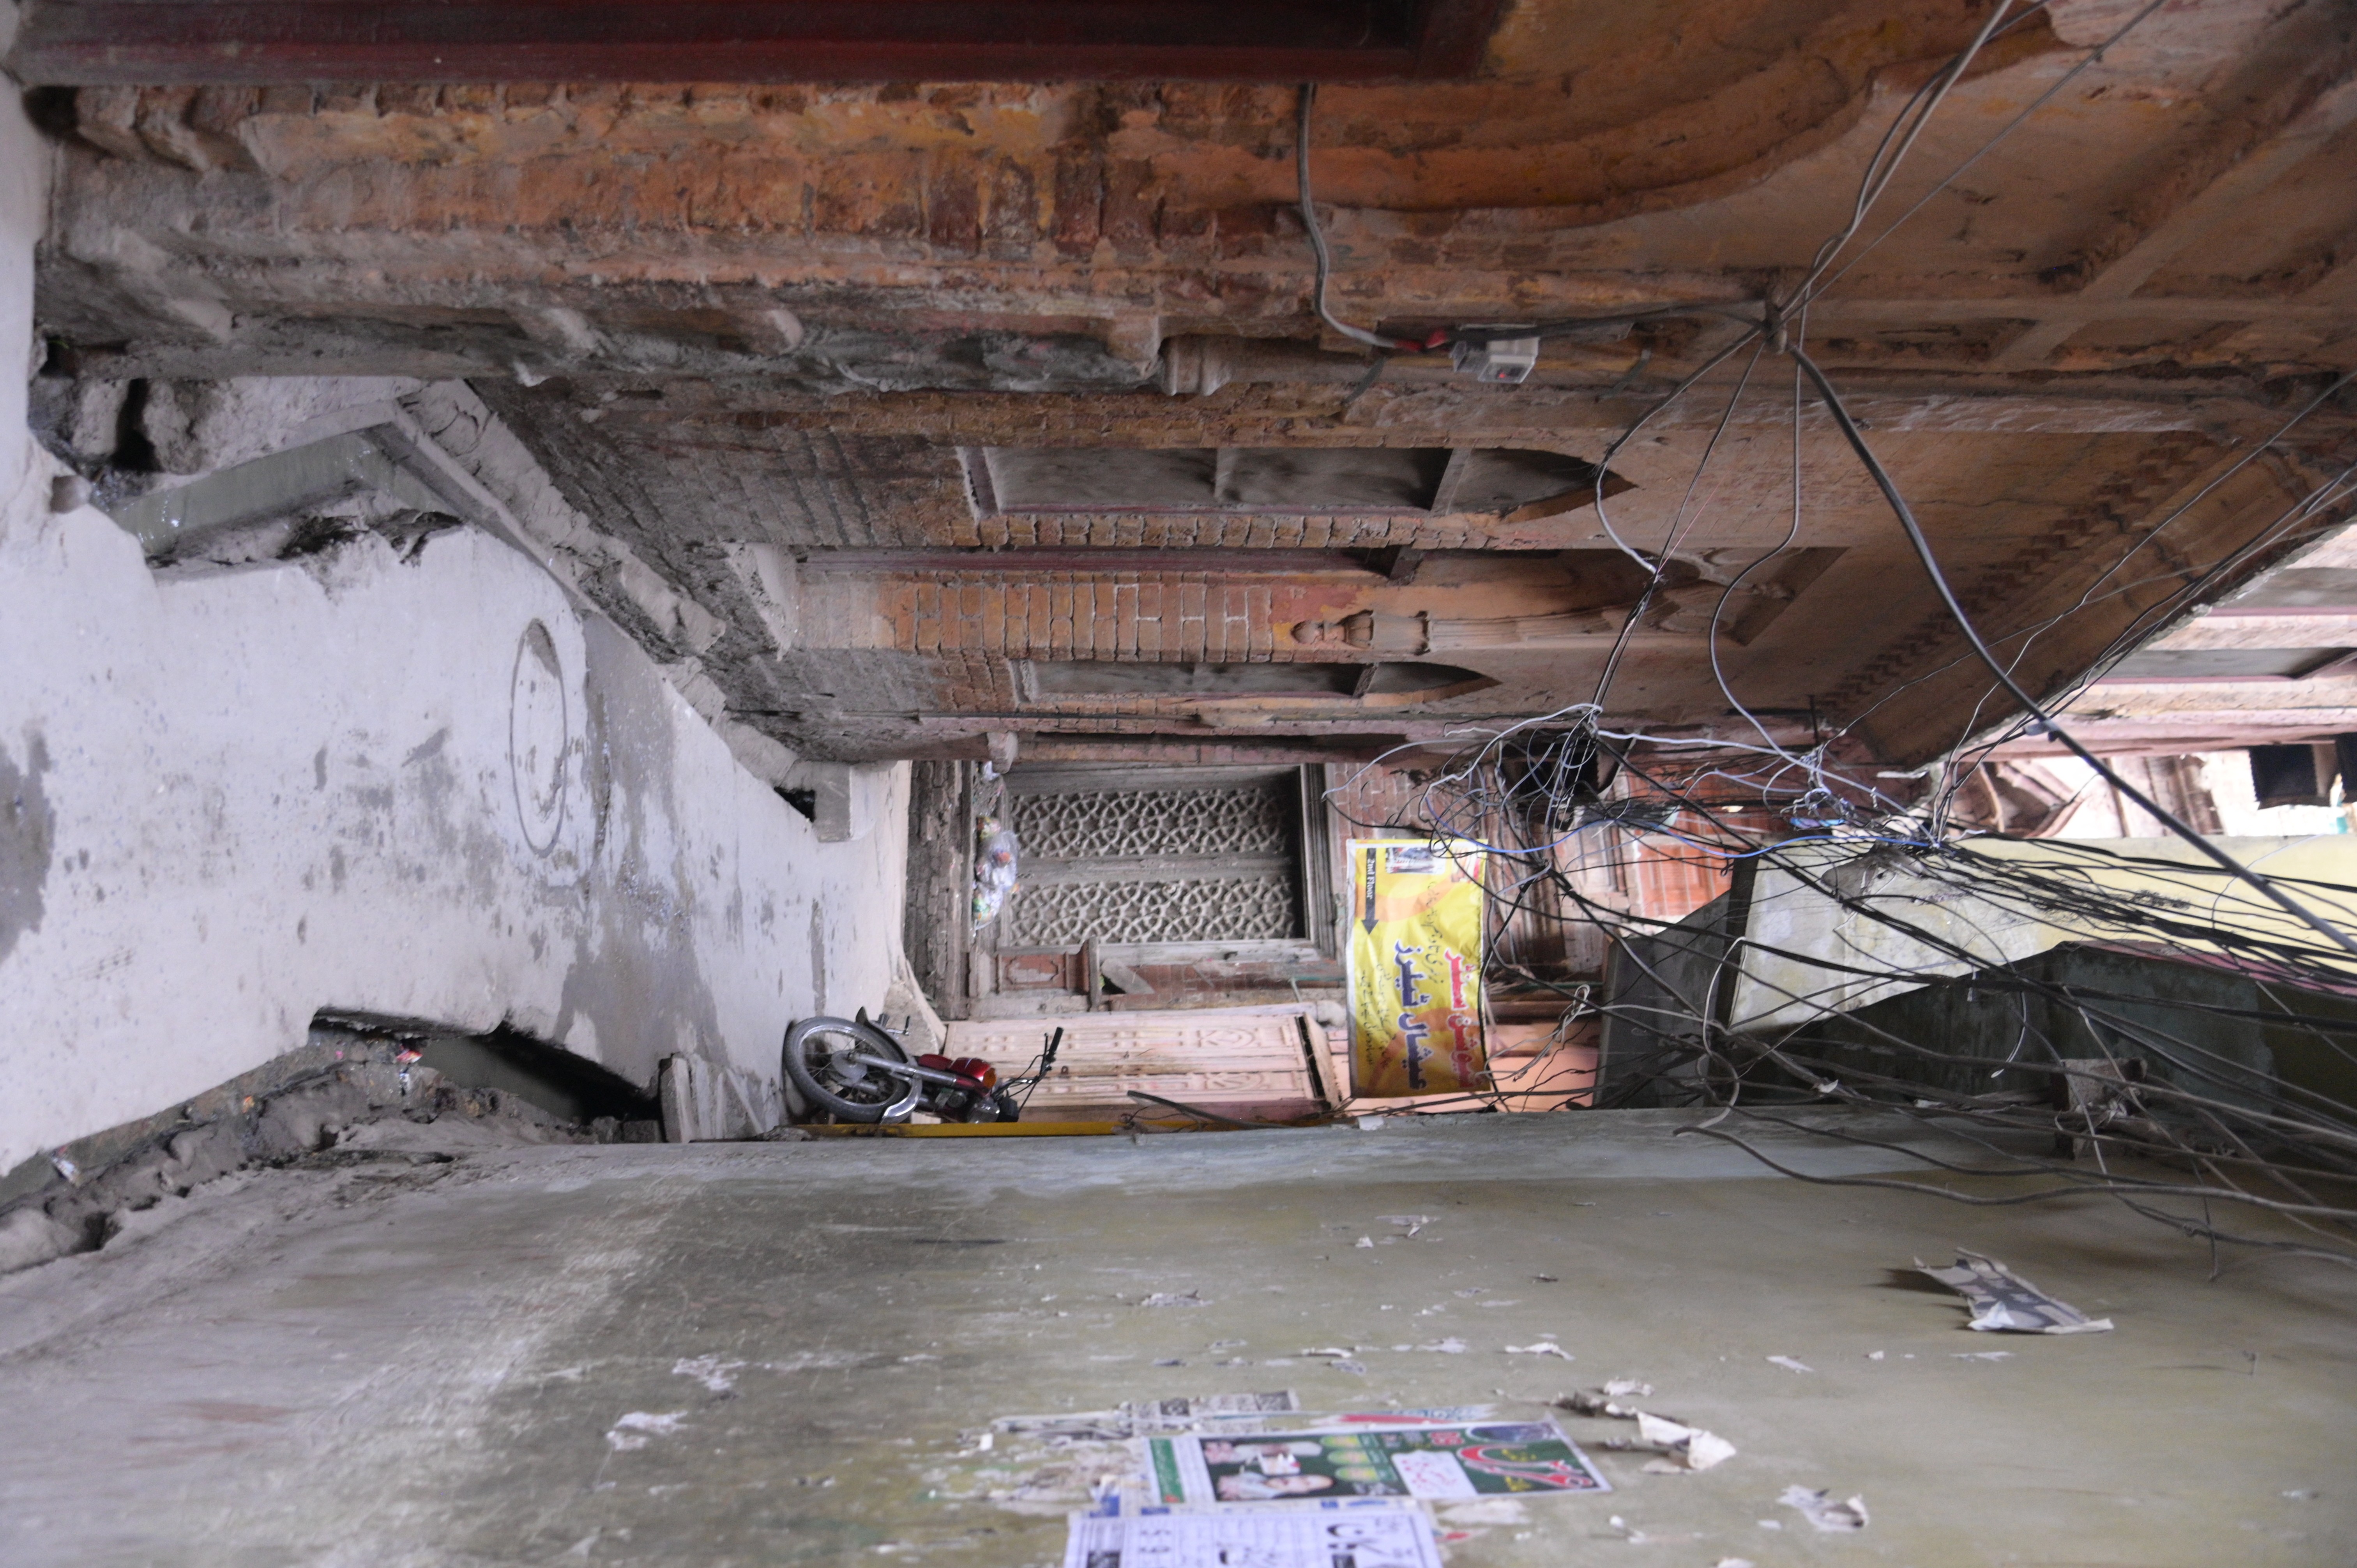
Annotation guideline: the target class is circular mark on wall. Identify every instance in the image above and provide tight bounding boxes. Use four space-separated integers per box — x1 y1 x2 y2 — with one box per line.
509 620 569 855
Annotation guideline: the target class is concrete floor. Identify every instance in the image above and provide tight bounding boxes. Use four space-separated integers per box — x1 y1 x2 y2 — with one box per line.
0 1112 2348 1568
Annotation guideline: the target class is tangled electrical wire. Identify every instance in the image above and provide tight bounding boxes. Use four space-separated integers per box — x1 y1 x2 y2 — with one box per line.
1299 0 2357 1273
1327 708 2357 1275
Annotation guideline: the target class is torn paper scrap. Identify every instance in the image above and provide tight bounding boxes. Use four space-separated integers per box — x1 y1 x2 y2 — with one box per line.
1063 1501 1443 1568
1765 1356 1813 1374
1780 1486 1868 1532
1632 1412 1736 1472
1502 1343 1575 1360
1603 1379 1651 1398
1914 1252 2114 1334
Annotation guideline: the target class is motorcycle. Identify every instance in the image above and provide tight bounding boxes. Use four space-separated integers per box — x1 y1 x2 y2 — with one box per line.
782 1010 1062 1125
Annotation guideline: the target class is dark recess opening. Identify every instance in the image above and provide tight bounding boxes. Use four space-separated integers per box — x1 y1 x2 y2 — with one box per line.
414 1025 658 1125
2249 745 2329 809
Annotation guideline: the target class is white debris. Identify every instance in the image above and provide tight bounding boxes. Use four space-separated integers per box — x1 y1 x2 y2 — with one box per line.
1766 1356 1813 1374
1604 1379 1652 1397
1139 1292 1209 1308
671 1355 746 1393
1633 1411 1737 1472
1780 1486 1868 1532
1355 1237 1375 1248
1502 1342 1574 1360
1953 1351 2013 1362
1416 1337 1468 1354
1866 1351 1885 1361
604 1411 689 1451
1606 1517 1693 1545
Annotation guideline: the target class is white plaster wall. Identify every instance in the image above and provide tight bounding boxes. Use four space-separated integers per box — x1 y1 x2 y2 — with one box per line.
0 509 907 1177
0 56 906 1178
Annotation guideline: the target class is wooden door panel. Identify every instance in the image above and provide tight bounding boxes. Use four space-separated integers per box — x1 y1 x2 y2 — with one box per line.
947 1006 1333 1120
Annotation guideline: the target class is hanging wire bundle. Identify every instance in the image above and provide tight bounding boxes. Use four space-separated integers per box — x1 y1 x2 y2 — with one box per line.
1329 713 2357 1274
1301 0 2357 1271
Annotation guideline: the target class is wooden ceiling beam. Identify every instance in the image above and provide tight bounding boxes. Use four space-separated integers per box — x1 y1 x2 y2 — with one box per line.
5 0 1502 85
1986 35 2357 371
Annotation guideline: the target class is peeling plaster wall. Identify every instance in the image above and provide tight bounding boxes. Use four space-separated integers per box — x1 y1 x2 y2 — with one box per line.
0 508 908 1180
0 79 906 1180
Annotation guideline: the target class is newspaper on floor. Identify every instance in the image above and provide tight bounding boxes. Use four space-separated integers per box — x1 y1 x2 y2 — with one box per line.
1914 1252 2115 1334
998 1393 1303 1443
1064 1500 1443 1568
997 1398 1497 1445
1145 1420 1609 1504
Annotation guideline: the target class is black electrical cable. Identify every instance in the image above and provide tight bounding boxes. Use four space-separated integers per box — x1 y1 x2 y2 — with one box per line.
1788 345 2357 959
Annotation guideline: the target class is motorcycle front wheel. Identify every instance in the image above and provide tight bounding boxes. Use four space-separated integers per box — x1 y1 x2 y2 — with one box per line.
782 1016 920 1123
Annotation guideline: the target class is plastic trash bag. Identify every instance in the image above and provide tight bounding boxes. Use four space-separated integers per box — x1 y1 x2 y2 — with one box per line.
973 817 1019 927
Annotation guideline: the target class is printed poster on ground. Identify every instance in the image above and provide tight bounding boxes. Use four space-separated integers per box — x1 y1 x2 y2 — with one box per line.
1145 1421 1608 1504
1345 838 1488 1098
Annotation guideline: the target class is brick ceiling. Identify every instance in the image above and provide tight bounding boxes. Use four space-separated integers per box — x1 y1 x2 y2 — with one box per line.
26 0 2357 765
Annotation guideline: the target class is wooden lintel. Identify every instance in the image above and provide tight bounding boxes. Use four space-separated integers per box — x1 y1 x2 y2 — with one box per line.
5 0 1504 84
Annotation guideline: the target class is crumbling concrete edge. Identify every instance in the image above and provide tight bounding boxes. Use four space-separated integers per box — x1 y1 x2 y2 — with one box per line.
97 385 806 789
0 1025 626 1278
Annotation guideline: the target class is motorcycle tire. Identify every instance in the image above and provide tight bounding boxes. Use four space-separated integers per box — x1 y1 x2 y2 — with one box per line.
782 1015 921 1124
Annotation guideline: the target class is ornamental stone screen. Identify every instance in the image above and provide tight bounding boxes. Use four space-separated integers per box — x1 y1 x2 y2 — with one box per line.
1005 777 1302 946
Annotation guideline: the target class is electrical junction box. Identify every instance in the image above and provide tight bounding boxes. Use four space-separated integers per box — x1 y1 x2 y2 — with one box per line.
1452 332 1540 384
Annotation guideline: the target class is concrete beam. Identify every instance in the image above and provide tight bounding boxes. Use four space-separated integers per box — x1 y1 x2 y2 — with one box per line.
105 400 559 579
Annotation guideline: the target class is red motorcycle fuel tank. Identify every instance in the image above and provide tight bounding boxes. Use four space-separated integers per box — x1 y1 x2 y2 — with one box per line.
917 1053 999 1093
